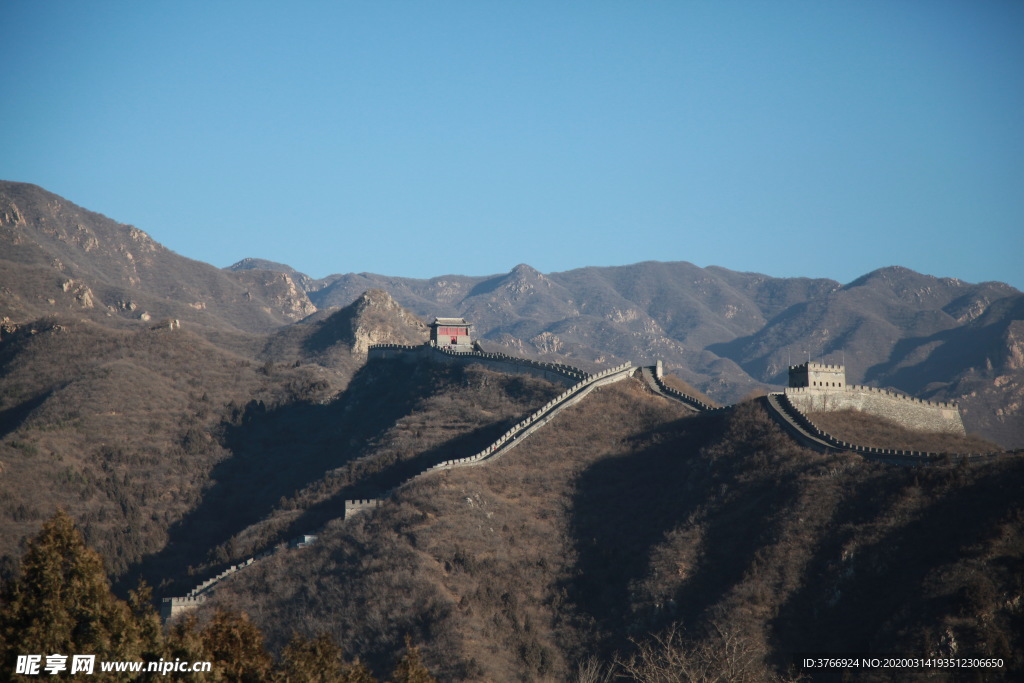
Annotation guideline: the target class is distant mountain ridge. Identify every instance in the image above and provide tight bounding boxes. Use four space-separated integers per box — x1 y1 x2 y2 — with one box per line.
0 181 315 333
231 258 1024 448
2 181 1021 447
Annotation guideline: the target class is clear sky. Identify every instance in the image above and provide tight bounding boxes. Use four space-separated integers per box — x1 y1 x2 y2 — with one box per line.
2 1 1022 288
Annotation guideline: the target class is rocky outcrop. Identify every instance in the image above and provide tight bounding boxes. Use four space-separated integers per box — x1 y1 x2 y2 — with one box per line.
226 269 317 322
346 289 429 354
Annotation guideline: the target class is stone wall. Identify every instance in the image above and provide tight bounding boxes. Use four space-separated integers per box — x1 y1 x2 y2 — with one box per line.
342 362 635 514
160 595 206 621
647 367 719 412
426 362 634 471
162 350 987 623
788 362 846 390
160 533 316 622
344 498 383 518
785 384 965 435
767 392 994 462
367 343 588 386
365 344 422 362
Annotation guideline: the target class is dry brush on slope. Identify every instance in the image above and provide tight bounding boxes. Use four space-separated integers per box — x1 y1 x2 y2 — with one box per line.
0 317 335 579
198 380 1023 681
802 408 1001 454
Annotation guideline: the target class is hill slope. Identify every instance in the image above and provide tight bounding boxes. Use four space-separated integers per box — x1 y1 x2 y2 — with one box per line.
0 289 424 580
200 379 1024 680
0 181 314 333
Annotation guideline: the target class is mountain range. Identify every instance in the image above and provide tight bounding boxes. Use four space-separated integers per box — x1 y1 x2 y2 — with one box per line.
2 180 1023 679
4 181 1018 445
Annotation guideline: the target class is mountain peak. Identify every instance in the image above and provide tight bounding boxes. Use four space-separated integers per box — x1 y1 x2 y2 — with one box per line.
510 263 541 278
352 288 402 312
345 289 428 353
227 257 300 275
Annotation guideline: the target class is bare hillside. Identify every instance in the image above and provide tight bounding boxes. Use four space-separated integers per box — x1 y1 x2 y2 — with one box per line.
199 379 1024 680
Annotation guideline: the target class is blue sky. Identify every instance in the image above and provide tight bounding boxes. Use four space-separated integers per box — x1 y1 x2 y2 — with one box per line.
2 1 1022 288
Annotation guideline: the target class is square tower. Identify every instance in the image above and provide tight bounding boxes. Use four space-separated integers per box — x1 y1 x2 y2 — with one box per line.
788 362 846 390
430 317 473 350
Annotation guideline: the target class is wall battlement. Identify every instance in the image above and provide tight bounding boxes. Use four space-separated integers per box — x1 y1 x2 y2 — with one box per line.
340 362 636 520
785 384 958 410
159 532 317 622
788 361 846 390
344 499 384 518
784 360 963 434
368 343 589 386
161 340 987 624
160 595 207 621
789 362 844 372
784 384 964 435
645 366 719 412
767 392 990 462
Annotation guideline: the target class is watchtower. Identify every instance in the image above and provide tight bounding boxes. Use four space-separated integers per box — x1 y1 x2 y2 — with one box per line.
430 317 473 350
788 362 846 391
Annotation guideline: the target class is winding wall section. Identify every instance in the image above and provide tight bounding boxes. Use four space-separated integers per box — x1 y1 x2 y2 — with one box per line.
163 352 633 619
639 366 720 412
762 392 992 464
163 350 998 619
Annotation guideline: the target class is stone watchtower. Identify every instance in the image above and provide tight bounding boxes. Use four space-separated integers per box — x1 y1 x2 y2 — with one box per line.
430 317 473 350
788 362 846 390
784 360 966 435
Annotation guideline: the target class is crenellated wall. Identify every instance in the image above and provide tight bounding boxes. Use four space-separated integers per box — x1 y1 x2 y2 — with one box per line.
341 362 636 515
426 362 634 471
344 498 383 518
644 366 719 412
161 349 992 622
788 362 846 390
160 534 316 622
160 595 207 621
367 343 588 386
765 393 992 463
785 384 965 435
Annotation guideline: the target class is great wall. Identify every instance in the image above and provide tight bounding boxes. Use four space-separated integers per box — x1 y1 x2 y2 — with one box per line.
160 332 997 620
162 345 635 620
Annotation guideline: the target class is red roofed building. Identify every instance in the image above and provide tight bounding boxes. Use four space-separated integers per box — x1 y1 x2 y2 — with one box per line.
430 317 473 350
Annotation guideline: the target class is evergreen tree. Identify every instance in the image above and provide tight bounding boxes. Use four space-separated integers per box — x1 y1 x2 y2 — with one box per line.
340 658 378 683
274 632 380 682
129 581 164 666
388 636 437 683
0 510 158 681
165 614 222 682
199 610 272 683
0 512 436 682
